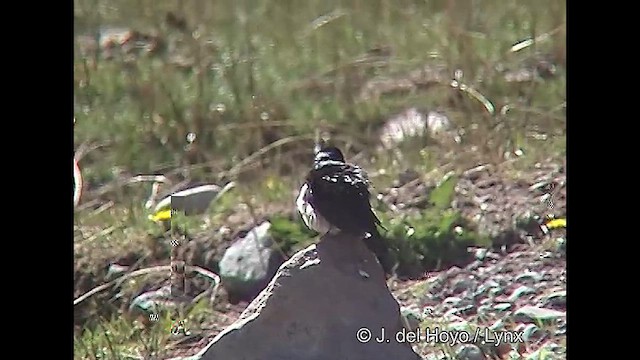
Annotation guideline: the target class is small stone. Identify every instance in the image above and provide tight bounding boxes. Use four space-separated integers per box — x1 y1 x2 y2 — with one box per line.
457 304 476 316
423 355 440 360
442 312 465 323
400 306 422 331
448 320 472 332
443 296 463 306
490 319 504 331
514 306 566 323
129 285 172 314
538 251 554 259
474 248 488 261
489 286 505 296
516 271 543 284
466 260 483 271
541 290 566 308
445 266 463 279
526 342 564 360
477 305 491 314
520 323 542 342
444 308 460 318
555 322 566 336
509 285 536 302
462 289 476 301
452 276 475 294
105 263 129 280
474 280 500 297
494 303 512 311
472 287 487 299
422 306 435 317
456 344 485 360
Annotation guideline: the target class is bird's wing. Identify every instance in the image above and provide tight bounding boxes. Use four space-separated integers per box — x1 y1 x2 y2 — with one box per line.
307 163 381 234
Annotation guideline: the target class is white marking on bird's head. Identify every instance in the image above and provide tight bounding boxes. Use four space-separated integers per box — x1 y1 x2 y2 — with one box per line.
314 146 345 164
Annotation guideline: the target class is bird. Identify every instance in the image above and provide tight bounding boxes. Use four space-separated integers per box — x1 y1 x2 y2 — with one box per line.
296 146 394 273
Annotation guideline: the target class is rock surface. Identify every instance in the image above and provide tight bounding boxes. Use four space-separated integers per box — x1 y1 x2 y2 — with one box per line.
199 232 421 360
391 235 566 358
218 221 284 303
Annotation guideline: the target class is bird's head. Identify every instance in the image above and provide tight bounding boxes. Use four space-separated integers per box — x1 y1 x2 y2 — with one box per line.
314 146 345 165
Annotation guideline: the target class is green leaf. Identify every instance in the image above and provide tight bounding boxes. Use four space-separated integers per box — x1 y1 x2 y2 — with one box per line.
437 209 459 233
429 173 458 210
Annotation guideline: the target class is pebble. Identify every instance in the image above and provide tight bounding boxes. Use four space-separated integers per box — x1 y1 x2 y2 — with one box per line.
526 342 564 360
489 287 505 296
490 319 504 331
516 271 543 284
509 285 536 302
456 344 485 360
400 306 422 331
457 304 476 316
443 296 463 307
452 276 475 294
520 323 542 342
444 308 461 317
514 306 566 323
494 303 512 311
467 260 483 271
541 290 566 308
474 281 497 298
474 248 488 261
445 266 463 279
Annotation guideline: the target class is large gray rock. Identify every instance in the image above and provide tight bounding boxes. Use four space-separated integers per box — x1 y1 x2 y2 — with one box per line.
219 222 284 303
199 232 421 360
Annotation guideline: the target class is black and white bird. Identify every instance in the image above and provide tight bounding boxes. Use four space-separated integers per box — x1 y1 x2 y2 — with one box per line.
296 146 394 273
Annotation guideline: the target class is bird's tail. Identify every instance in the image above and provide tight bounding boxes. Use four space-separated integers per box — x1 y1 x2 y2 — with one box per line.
364 227 396 275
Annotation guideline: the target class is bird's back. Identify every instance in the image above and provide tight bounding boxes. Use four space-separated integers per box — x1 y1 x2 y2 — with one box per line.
306 162 381 235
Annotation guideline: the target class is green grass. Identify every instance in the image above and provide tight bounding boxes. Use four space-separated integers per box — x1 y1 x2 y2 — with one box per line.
74 299 219 360
74 0 565 184
74 0 565 358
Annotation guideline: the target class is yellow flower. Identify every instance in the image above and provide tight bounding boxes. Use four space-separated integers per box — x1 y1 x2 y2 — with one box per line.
545 218 566 229
149 209 172 222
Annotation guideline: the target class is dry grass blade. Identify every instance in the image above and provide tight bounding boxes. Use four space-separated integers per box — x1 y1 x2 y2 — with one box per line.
73 264 222 306
451 79 495 115
74 265 173 306
217 120 297 132
98 322 120 360
74 156 83 208
221 134 315 179
128 175 170 184
510 25 565 53
74 140 112 162
210 181 236 207
188 265 222 304
82 224 117 243
301 9 347 37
